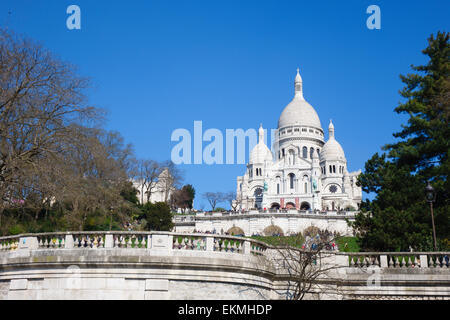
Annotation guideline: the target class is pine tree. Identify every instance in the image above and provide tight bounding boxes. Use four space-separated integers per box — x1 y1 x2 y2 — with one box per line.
352 32 450 251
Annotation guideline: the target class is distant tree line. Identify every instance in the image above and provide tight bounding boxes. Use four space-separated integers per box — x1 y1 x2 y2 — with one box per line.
202 191 237 211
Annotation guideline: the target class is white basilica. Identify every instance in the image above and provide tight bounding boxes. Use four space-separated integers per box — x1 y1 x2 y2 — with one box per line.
235 70 362 212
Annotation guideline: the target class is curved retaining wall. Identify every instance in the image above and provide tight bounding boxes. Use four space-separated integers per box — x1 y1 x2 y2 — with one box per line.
0 232 275 300
1 232 449 300
173 211 356 236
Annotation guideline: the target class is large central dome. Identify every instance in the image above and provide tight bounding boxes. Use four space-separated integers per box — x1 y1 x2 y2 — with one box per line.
278 69 322 130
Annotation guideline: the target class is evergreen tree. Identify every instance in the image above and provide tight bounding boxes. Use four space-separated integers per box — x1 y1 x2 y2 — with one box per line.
352 32 450 251
182 184 196 209
141 202 173 231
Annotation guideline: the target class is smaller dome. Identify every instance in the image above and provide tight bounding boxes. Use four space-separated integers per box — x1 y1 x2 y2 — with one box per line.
320 138 345 161
250 125 273 163
320 120 346 161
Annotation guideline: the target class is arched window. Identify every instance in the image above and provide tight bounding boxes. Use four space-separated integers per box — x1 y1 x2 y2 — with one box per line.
302 146 307 158
288 173 295 189
333 165 336 173
310 147 314 159
302 175 308 193
276 176 281 194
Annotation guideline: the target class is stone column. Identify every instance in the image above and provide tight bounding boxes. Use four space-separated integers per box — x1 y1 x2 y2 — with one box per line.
420 254 428 268
380 255 388 268
64 234 74 249
206 237 214 251
243 240 251 254
105 234 114 248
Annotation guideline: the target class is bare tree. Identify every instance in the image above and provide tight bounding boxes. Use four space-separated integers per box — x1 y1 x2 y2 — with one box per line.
224 191 242 211
224 191 239 211
253 231 345 300
0 28 101 225
132 159 163 204
202 192 225 211
159 161 183 203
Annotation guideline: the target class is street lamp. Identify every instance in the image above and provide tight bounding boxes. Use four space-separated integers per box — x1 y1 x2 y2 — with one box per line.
425 182 437 251
109 206 114 231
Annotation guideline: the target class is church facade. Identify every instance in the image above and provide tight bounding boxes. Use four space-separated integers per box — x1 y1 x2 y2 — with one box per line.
236 70 362 212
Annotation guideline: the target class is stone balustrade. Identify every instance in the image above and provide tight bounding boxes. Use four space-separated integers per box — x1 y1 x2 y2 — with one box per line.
0 232 449 300
0 231 268 256
0 235 20 251
343 252 450 268
1 232 448 270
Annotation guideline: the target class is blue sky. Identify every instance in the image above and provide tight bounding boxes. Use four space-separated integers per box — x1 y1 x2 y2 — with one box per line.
1 1 448 209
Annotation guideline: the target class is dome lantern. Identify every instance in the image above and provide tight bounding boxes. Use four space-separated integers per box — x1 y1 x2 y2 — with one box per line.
294 68 303 98
329 119 335 139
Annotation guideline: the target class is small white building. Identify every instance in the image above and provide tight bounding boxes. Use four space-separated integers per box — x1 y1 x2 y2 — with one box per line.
236 70 362 212
133 168 174 205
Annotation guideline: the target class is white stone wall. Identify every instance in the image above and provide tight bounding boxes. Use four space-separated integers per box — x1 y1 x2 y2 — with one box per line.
169 281 272 300
190 213 354 236
1 233 448 300
0 247 275 300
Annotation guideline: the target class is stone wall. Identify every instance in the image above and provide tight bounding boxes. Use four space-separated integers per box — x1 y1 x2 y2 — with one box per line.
175 212 355 236
0 232 449 300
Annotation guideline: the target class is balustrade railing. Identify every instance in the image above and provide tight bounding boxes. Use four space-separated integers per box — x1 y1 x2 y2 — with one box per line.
113 233 147 248
250 242 267 256
345 252 450 269
37 234 66 249
0 235 19 251
427 253 450 268
348 253 381 267
213 237 244 253
1 232 448 269
173 235 206 251
0 232 265 257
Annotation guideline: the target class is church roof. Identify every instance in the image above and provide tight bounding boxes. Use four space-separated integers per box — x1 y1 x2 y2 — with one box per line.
278 69 322 130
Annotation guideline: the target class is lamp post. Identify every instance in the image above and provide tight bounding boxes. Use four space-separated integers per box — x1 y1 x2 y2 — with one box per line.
109 206 114 231
425 182 437 251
